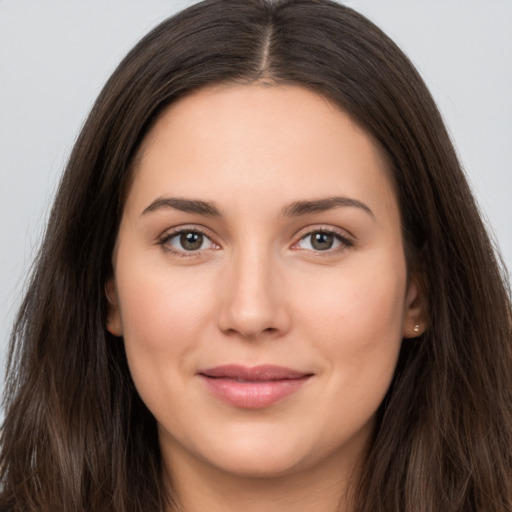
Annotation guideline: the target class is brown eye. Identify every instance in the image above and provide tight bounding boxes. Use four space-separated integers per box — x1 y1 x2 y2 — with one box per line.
180 231 204 251
163 229 217 254
295 230 351 253
311 232 334 251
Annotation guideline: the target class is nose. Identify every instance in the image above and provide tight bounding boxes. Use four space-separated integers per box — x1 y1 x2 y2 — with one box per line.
217 246 291 340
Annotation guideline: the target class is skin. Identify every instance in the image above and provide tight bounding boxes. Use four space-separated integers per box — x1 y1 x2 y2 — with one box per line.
107 84 425 512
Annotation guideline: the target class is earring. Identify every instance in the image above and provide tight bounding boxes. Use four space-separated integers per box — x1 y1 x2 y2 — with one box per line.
413 324 420 333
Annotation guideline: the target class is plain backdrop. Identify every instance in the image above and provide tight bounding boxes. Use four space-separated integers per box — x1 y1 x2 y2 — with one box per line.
1 0 511 400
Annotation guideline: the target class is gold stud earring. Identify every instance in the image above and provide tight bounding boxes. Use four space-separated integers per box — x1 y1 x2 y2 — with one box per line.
413 324 420 333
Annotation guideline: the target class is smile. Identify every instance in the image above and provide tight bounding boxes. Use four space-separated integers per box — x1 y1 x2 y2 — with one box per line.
198 365 313 409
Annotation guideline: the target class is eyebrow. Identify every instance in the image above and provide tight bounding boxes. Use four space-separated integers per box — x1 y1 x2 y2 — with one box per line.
141 197 221 217
141 195 374 219
281 197 374 218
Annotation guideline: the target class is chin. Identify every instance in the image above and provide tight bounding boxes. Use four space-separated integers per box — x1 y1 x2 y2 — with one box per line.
195 431 311 478
209 451 306 479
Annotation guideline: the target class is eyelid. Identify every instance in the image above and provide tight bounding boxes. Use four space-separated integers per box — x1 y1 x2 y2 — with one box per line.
291 225 354 253
158 225 221 256
157 224 353 257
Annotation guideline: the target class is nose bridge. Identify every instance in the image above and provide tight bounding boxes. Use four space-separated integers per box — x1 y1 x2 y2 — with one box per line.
218 239 288 338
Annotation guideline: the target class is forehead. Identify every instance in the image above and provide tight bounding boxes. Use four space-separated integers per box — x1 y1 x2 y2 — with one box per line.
127 84 398 222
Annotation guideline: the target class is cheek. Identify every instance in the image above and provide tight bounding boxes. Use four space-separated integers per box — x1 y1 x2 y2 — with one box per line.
295 252 407 392
299 258 406 340
114 259 217 388
118 254 214 333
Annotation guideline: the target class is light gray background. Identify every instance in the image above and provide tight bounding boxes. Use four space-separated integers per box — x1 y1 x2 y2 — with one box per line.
1 1 511 399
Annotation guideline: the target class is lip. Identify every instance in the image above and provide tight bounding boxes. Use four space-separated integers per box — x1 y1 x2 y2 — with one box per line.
198 364 313 409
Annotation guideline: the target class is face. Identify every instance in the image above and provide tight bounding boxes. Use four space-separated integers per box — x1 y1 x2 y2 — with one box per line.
107 85 424 482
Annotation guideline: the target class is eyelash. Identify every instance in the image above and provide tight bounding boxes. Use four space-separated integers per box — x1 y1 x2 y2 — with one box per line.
158 227 217 257
158 227 353 257
292 228 353 255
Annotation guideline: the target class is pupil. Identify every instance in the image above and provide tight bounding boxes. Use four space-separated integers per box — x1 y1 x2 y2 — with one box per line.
311 232 333 250
180 232 203 250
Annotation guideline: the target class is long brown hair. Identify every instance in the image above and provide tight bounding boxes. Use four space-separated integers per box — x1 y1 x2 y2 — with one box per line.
1 1 511 510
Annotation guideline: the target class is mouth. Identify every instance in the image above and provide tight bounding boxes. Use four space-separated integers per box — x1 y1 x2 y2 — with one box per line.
198 364 314 409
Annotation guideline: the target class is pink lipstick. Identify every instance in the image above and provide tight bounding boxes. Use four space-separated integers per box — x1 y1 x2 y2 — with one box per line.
198 364 313 409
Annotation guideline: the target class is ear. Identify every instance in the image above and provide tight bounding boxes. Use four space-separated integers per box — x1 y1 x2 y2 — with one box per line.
402 272 428 339
105 278 123 337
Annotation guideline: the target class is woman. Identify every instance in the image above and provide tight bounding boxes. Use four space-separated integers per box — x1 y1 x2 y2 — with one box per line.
1 0 511 510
